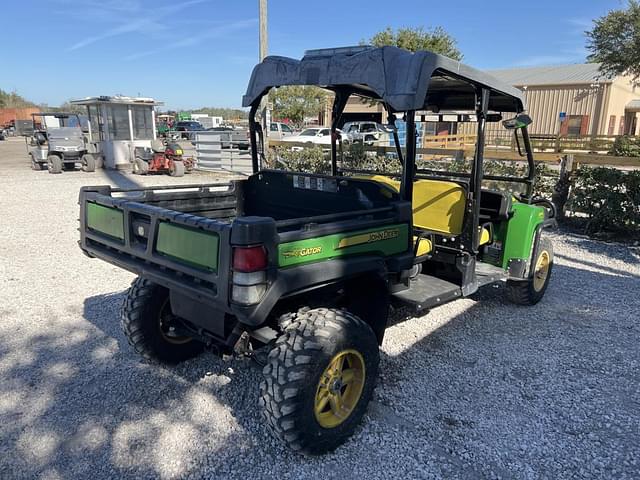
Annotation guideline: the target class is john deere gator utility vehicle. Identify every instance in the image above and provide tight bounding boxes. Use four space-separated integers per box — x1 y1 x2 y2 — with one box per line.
78 46 556 454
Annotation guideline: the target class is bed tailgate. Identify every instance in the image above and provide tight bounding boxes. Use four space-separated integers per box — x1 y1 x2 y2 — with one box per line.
79 186 232 304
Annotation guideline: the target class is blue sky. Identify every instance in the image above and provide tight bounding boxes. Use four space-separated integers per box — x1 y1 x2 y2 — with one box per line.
2 0 625 110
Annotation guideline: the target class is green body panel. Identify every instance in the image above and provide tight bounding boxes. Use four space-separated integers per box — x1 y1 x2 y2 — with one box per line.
156 222 219 272
278 224 409 268
86 203 125 241
499 202 546 268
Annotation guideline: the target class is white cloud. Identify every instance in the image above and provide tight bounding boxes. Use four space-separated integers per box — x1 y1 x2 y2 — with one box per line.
124 18 258 60
65 0 208 51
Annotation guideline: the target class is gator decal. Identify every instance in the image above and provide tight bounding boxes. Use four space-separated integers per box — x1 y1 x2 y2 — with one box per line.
278 224 409 267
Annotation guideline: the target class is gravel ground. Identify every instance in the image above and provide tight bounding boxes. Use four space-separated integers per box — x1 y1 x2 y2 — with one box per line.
1 137 639 479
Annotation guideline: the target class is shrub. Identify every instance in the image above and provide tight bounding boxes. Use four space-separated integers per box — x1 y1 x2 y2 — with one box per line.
570 167 640 235
609 136 640 157
267 145 330 174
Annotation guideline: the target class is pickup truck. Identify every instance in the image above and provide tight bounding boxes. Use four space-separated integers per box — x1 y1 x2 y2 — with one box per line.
268 121 295 140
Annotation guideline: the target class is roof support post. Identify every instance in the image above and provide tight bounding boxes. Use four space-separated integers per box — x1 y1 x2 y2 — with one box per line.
466 88 490 252
520 126 535 200
330 91 349 176
249 102 261 173
400 110 416 203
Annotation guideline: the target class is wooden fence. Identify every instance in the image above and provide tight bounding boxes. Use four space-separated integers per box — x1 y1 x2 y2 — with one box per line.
421 132 636 155
268 139 640 169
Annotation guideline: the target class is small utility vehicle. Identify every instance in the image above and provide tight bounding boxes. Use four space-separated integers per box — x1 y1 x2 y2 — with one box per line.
133 139 193 177
79 46 556 454
28 113 95 173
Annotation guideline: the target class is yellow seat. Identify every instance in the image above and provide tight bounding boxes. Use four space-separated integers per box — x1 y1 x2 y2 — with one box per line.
363 175 493 254
365 175 466 234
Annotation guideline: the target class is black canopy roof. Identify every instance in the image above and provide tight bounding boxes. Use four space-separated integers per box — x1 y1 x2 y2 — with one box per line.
242 46 526 113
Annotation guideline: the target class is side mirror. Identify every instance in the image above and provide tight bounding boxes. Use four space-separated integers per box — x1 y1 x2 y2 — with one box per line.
503 113 532 130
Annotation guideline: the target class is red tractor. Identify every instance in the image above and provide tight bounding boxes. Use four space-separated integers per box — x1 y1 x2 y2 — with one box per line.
133 140 194 177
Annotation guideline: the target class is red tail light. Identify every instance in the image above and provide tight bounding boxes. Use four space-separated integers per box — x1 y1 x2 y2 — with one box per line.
233 246 268 272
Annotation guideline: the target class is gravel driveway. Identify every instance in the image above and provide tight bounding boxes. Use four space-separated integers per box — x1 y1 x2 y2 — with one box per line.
0 137 639 479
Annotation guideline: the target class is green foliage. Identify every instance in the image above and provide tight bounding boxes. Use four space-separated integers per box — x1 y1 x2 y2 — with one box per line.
269 86 328 128
268 146 330 174
365 26 463 60
610 135 640 157
0 88 36 108
570 167 640 235
587 1 640 82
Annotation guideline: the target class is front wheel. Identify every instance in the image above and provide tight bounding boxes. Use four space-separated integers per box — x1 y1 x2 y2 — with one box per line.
260 308 379 455
47 155 62 174
133 157 149 175
82 154 96 172
507 237 553 305
169 160 185 177
121 277 204 364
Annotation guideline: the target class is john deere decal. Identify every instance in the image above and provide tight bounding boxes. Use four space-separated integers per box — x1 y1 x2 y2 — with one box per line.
337 228 399 249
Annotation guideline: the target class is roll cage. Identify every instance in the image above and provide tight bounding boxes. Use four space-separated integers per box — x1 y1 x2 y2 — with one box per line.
243 45 537 253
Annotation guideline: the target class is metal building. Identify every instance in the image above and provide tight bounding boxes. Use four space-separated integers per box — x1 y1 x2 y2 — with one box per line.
488 63 640 136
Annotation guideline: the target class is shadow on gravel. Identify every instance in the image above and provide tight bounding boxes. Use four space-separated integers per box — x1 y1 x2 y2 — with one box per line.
1 259 638 479
375 262 640 478
563 235 640 265
100 168 143 190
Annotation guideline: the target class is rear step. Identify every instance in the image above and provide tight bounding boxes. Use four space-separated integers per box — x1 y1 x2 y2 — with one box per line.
392 275 461 311
392 263 508 312
476 262 508 287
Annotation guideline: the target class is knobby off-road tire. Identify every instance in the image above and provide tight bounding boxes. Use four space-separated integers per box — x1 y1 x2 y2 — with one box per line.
507 237 554 305
47 155 62 174
121 277 204 364
260 308 379 455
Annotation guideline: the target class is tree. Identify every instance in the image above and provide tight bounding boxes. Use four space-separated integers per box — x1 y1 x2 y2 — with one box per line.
365 26 463 60
587 1 640 81
270 85 328 127
0 88 36 108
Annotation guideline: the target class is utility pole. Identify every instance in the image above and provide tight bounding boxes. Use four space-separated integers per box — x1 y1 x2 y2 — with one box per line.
259 0 269 151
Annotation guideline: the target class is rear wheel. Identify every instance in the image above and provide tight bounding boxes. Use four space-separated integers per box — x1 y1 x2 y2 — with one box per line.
121 277 204 364
260 308 379 454
507 237 553 305
47 155 62 174
82 154 96 172
170 160 185 177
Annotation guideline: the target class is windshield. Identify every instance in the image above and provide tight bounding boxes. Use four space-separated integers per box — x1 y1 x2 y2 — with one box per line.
299 129 319 136
39 115 81 129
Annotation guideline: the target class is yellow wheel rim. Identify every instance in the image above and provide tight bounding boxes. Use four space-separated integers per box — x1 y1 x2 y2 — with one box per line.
314 349 365 428
533 250 550 292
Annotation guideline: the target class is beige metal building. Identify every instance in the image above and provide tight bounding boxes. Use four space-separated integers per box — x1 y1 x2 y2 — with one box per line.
488 63 640 136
